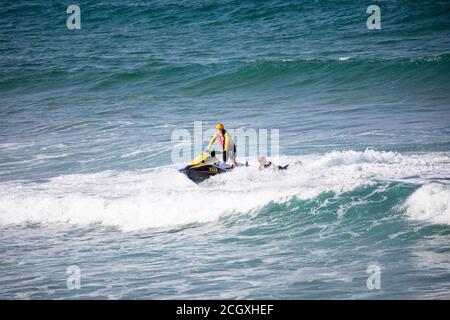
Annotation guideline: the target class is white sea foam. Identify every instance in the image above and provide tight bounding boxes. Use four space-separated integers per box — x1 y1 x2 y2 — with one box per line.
0 150 448 231
404 183 450 225
35 153 70 160
0 142 34 150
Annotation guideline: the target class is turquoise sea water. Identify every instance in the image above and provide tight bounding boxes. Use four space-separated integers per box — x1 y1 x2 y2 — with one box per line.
1 0 450 299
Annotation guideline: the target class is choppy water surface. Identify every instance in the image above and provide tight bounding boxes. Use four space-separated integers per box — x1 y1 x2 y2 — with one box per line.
1 1 450 299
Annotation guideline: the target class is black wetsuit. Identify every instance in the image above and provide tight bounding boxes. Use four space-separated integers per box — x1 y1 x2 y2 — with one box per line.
262 162 289 170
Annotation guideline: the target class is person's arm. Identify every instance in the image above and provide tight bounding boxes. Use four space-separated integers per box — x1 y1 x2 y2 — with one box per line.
224 133 230 151
223 133 230 162
206 132 217 151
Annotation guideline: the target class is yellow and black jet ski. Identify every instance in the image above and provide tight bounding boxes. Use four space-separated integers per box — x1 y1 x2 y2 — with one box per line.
179 151 233 184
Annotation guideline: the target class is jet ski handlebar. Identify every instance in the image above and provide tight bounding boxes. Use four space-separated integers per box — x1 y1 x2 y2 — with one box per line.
207 150 222 157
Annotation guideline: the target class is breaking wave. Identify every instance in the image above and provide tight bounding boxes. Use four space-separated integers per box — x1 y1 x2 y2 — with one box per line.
0 149 448 231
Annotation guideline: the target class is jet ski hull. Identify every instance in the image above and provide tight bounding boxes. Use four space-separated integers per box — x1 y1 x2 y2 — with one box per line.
179 163 232 184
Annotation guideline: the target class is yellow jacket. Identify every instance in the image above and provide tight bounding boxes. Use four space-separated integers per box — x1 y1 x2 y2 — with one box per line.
207 130 234 152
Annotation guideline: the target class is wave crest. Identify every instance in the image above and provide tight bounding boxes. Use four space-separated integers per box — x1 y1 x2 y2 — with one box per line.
0 150 448 231
404 183 450 225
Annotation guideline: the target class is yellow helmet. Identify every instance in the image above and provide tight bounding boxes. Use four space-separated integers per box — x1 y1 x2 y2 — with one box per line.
215 123 224 130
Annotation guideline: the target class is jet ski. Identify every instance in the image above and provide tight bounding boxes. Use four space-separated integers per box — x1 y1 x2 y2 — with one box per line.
179 151 233 184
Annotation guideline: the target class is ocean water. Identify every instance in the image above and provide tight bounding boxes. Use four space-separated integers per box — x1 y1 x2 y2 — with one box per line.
1 0 450 299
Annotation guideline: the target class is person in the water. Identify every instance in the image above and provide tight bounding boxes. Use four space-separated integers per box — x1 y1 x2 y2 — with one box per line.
258 156 288 170
258 156 302 170
206 123 237 168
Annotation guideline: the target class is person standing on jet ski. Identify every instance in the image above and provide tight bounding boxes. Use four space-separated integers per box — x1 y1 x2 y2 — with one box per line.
206 123 238 168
